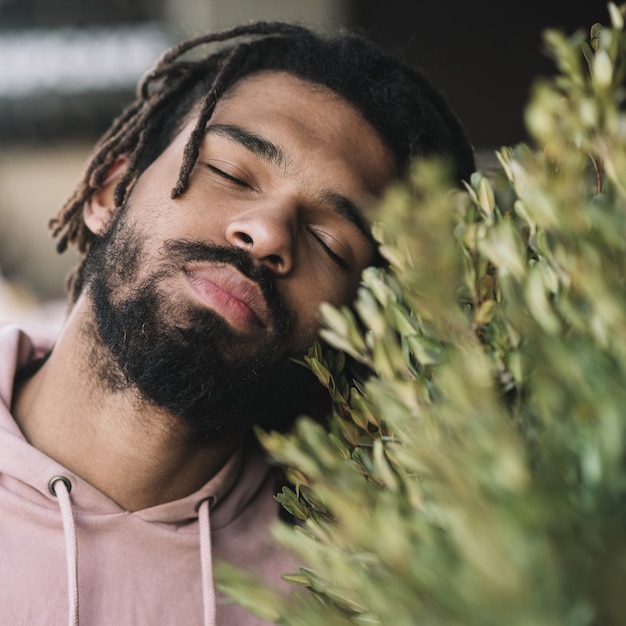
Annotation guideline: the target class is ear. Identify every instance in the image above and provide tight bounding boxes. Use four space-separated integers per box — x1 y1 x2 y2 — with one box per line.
83 156 129 235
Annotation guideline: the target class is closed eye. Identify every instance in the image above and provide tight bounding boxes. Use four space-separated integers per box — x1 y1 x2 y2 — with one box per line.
309 228 349 270
206 164 251 189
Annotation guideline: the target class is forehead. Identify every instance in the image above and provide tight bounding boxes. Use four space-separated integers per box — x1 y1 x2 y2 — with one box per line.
207 70 397 196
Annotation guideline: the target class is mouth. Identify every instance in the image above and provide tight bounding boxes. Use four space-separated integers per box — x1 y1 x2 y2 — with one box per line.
183 262 272 332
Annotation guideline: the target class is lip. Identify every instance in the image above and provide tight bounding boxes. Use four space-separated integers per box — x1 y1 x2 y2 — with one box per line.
184 262 271 331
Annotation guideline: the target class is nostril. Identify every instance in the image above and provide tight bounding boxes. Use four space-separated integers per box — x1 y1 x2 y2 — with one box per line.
266 254 282 267
237 232 253 244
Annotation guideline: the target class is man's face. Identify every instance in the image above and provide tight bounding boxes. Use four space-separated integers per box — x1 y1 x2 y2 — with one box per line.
83 70 396 438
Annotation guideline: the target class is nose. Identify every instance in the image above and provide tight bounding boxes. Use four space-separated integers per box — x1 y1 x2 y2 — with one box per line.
224 208 296 276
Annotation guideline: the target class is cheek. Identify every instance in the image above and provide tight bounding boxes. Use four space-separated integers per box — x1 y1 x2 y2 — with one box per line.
281 270 361 348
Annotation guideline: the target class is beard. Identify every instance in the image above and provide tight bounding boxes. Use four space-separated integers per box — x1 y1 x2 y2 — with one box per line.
80 209 318 442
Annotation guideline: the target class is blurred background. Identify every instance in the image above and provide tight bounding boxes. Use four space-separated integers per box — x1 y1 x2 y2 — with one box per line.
0 0 604 329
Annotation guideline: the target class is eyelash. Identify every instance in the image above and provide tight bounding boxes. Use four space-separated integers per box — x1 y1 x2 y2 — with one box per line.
309 229 349 270
207 164 250 188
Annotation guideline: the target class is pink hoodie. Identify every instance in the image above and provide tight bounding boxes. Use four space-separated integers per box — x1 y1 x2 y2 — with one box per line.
0 324 296 625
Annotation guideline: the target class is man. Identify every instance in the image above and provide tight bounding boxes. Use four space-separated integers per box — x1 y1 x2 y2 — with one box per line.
0 21 474 625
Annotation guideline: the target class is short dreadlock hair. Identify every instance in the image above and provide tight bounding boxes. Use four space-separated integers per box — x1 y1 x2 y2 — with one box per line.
50 20 475 300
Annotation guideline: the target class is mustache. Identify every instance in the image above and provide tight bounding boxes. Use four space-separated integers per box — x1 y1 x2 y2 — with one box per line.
163 239 291 335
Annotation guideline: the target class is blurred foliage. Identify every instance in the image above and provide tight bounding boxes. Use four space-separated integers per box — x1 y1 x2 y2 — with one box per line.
217 4 626 624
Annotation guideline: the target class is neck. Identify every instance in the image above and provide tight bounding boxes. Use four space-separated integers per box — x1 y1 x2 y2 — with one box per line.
11 299 240 512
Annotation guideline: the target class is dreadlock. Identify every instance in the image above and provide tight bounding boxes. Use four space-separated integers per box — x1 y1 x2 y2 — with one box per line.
50 20 475 300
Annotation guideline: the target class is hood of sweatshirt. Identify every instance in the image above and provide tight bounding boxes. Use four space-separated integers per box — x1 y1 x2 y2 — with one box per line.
0 323 296 625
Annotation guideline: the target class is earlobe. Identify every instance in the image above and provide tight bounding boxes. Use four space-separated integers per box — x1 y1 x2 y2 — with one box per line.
83 156 129 235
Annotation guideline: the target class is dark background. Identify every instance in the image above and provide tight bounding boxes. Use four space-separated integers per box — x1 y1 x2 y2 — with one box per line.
352 1 606 148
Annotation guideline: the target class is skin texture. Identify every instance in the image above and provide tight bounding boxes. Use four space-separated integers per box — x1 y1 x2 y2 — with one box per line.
11 71 396 511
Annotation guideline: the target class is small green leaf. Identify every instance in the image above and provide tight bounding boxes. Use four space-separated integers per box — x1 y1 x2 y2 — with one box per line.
592 50 613 88
608 2 624 29
580 41 594 69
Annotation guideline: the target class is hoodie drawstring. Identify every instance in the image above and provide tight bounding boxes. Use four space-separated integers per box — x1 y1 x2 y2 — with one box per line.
48 477 216 626
49 476 79 626
197 496 216 626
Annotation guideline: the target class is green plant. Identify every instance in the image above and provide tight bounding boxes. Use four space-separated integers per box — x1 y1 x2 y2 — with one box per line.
218 5 626 624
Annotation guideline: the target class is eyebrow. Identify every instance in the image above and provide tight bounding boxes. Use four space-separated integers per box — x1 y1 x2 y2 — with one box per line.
206 123 286 169
205 122 376 246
